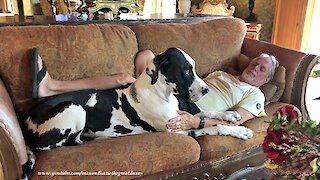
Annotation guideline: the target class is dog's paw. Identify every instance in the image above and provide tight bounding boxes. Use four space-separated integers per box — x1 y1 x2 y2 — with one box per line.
222 111 241 123
196 111 241 123
76 139 83 145
235 126 253 140
216 124 253 140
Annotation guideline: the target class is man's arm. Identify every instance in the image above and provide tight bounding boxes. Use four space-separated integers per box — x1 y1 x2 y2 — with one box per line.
167 111 226 131
233 107 255 125
166 107 255 131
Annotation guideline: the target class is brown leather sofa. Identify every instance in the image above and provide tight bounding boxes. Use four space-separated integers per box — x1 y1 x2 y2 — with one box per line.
0 17 318 179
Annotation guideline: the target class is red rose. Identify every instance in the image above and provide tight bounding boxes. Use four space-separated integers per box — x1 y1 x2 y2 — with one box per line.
272 105 298 124
284 106 298 122
262 128 294 163
263 106 299 163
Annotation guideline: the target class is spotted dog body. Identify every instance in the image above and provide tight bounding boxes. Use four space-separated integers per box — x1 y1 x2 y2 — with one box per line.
23 48 209 152
22 48 253 178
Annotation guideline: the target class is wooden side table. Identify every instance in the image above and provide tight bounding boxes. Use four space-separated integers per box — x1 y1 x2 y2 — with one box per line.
245 23 262 40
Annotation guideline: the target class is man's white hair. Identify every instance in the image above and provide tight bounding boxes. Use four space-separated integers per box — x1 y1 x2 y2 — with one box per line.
252 53 279 80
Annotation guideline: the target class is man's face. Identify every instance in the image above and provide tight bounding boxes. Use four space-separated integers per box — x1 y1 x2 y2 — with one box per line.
240 57 272 87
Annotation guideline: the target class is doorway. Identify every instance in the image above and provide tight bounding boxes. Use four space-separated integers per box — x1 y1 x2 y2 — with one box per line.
303 0 320 124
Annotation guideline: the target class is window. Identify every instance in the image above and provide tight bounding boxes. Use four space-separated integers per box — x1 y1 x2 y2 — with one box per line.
143 0 176 17
0 0 14 14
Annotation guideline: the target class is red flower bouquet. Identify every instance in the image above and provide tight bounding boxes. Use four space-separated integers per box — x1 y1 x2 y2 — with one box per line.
262 106 320 180
262 128 293 163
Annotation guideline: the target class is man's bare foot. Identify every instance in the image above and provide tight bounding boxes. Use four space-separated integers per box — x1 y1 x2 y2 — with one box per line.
36 55 57 98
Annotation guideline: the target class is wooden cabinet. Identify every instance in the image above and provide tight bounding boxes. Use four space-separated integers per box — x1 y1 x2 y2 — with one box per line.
245 22 262 40
271 0 309 50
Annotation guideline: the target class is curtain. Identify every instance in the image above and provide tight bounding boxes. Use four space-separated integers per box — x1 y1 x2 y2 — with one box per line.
301 0 320 55
306 0 320 55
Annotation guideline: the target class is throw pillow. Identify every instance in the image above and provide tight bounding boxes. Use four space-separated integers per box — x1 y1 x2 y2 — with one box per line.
259 84 277 105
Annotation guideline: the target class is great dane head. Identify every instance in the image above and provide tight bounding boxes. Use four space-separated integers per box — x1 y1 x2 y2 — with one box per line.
146 48 209 102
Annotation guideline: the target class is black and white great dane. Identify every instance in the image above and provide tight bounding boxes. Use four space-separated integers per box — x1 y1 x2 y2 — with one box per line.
22 48 253 177
24 47 254 150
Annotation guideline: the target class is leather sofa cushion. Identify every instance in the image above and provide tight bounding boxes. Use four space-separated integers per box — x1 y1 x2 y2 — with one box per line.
0 79 27 165
31 132 200 179
0 161 3 180
0 24 138 119
197 102 292 161
129 17 246 78
0 126 22 179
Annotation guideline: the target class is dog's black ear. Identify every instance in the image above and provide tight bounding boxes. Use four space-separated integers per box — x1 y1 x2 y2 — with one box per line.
146 54 169 85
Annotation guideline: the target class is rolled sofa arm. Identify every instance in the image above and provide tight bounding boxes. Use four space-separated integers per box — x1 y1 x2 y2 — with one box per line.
0 125 22 180
241 38 320 119
0 78 26 179
292 55 320 119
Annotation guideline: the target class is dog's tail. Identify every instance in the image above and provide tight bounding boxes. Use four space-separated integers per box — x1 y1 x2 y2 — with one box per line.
21 147 36 180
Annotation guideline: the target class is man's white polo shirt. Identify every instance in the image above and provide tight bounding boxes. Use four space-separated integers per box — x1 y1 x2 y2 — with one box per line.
195 71 266 117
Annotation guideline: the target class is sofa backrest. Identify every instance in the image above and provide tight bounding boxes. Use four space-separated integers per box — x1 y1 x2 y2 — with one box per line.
0 24 138 119
129 17 246 78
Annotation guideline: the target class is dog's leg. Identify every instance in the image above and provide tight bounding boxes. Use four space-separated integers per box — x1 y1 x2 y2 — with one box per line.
191 124 253 140
57 104 86 146
75 132 83 144
21 147 36 180
65 129 84 146
195 111 241 123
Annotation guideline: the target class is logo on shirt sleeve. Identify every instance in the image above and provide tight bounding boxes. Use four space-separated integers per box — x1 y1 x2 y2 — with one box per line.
256 103 261 110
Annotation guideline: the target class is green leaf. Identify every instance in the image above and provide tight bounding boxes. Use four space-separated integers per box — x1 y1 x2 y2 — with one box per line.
308 177 317 180
277 112 281 120
274 124 281 130
301 119 308 127
314 70 320 77
274 117 280 124
269 124 274 130
311 120 317 128
310 158 319 173
282 117 288 125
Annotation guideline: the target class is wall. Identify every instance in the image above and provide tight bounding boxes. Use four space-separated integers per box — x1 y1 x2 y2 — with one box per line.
227 0 276 42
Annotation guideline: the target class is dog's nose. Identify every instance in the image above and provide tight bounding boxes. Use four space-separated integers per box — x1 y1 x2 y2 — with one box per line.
201 86 210 95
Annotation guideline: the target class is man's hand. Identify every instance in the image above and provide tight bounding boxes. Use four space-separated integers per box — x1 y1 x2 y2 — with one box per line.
166 111 200 131
116 73 136 86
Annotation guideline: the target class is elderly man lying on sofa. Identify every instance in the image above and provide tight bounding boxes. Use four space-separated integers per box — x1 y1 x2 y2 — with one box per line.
31 48 279 133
